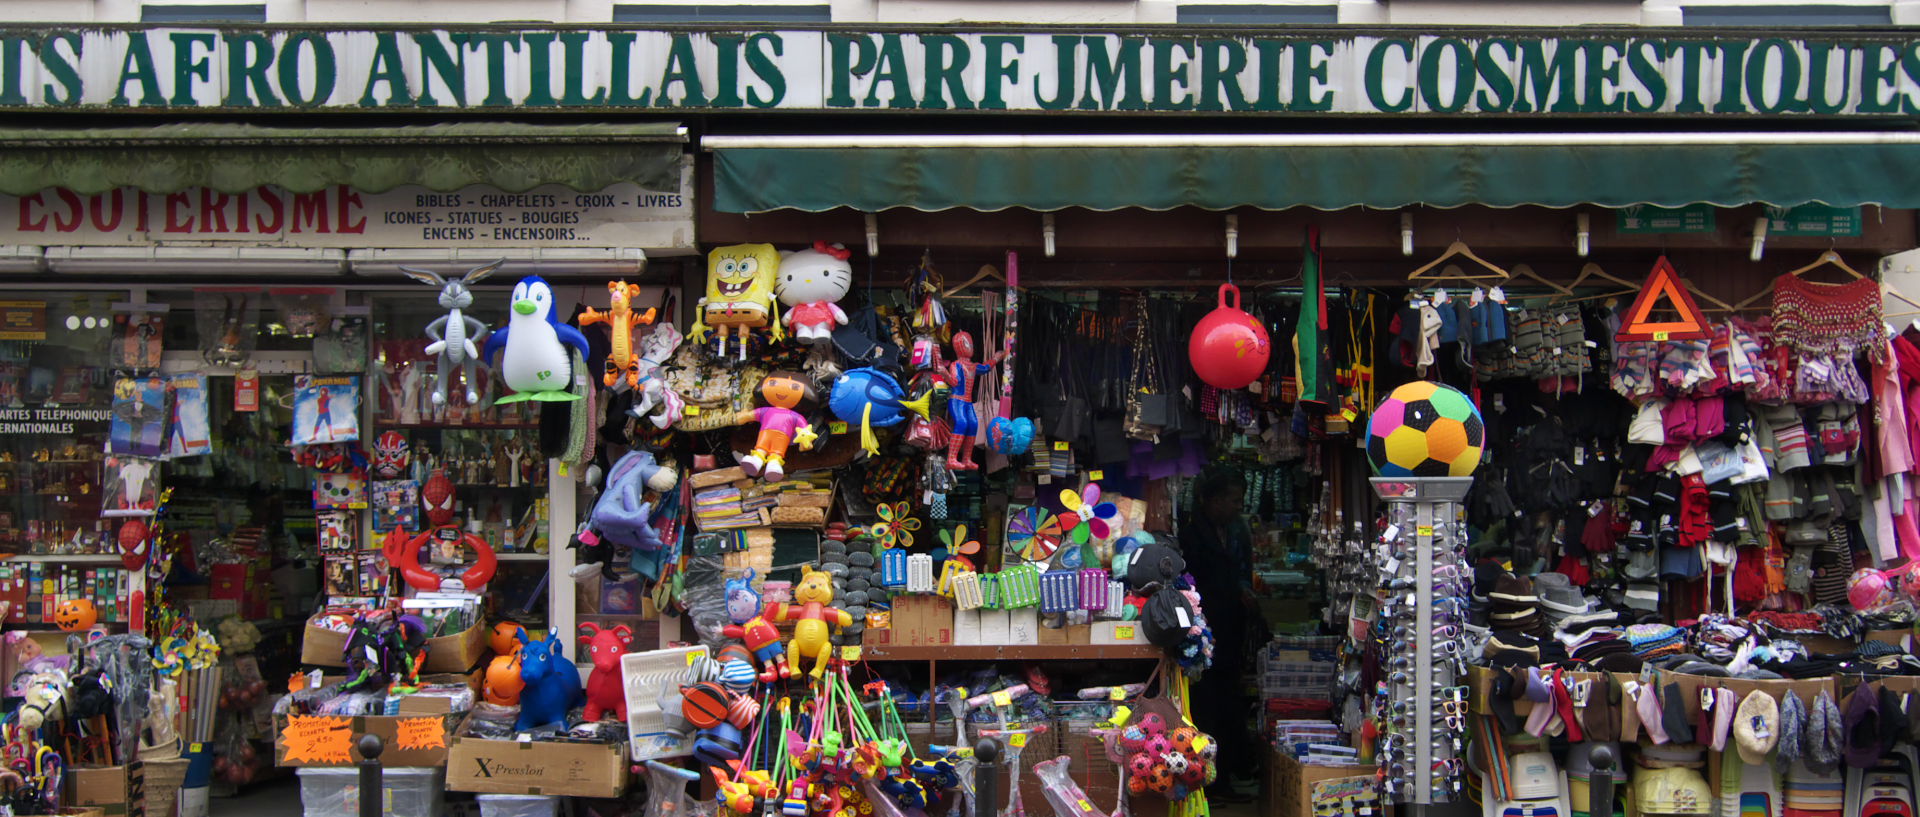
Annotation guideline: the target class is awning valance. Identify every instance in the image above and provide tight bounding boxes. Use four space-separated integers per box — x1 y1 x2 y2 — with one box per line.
0 122 686 196
708 132 1920 214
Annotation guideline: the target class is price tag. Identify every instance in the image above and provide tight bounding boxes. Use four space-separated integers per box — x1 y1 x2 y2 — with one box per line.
687 405 701 415
1115 625 1136 640
1109 687 1126 702
1416 525 1434 537
686 651 703 666
830 421 848 434
1009 733 1028 748
1652 331 1671 342
558 462 569 478
991 691 1012 708
1052 440 1070 451
1339 408 1358 423
841 646 862 662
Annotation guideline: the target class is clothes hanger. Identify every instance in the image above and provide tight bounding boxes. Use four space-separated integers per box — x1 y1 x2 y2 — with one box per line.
1508 263 1573 297
1407 240 1510 282
941 264 1007 299
1731 250 1867 311
1881 282 1920 317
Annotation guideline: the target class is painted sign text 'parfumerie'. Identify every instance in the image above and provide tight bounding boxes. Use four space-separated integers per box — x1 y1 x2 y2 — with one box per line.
1 28 1919 116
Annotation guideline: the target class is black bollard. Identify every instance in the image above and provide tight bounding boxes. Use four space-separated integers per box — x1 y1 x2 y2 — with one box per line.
358 733 384 817
1587 744 1615 817
973 738 1001 817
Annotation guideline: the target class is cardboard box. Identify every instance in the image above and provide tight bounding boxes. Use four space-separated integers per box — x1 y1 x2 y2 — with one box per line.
978 609 1011 644
1006 608 1039 645
1090 620 1144 645
1066 624 1092 645
953 608 982 646
1038 623 1072 645
1265 747 1369 817
890 596 954 646
446 713 627 798
423 618 488 673
300 622 349 667
273 709 462 768
68 764 141 817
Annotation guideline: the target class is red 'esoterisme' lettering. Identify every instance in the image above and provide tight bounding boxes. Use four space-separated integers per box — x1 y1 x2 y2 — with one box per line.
16 184 366 235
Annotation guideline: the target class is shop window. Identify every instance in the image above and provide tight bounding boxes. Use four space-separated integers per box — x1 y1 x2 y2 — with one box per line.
611 3 833 22
0 294 123 557
1176 3 1340 23
139 3 269 21
1680 4 1892 25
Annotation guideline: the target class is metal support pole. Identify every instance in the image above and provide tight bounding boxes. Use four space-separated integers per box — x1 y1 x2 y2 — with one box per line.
1588 744 1616 817
973 738 1001 817
357 733 384 817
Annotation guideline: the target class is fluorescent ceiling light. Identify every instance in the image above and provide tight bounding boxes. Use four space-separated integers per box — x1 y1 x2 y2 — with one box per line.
348 247 647 277
44 245 347 275
0 246 44 273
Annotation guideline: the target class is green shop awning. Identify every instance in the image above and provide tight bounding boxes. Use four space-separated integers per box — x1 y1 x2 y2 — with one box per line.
708 132 1920 213
0 121 686 195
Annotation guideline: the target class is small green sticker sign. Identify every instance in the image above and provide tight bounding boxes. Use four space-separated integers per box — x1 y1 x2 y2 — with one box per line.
1767 204 1862 237
1617 205 1716 234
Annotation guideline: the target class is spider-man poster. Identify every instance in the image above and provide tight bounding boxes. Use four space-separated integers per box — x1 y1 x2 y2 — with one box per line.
291 375 361 446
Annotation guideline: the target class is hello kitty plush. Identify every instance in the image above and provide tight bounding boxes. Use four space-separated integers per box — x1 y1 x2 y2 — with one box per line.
776 242 853 344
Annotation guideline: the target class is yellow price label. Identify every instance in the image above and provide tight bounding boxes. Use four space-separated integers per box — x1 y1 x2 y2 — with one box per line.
1652 330 1671 342
991 691 1013 707
1052 440 1070 451
1115 625 1136 639
830 421 848 433
1416 525 1434 537
1089 470 1104 481
686 651 703 666
841 646 862 662
1009 733 1028 748
1339 408 1359 423
1501 560 1514 571
686 405 701 415
1109 687 1126 702
558 462 569 478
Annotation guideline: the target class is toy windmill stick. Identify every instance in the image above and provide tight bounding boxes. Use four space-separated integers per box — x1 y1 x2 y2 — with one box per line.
999 251 1018 421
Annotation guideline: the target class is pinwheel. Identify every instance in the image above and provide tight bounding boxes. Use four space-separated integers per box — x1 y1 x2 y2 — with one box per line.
937 524 984 571
1007 505 1066 562
1059 484 1119 543
870 501 921 549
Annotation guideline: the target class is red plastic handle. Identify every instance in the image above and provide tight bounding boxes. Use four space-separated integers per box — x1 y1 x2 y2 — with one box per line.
1217 283 1241 311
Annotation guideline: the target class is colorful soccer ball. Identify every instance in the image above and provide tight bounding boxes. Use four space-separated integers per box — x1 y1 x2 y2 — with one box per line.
1126 775 1150 795
1137 713 1167 735
1145 763 1175 794
1168 726 1198 755
1127 753 1155 778
1366 381 1485 478
1143 735 1172 759
1162 753 1190 775
1179 761 1208 786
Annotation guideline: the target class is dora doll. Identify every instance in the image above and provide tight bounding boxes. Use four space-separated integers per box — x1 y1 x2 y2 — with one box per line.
736 374 819 482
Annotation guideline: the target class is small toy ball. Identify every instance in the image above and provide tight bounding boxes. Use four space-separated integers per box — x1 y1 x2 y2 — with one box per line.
1119 726 1149 749
682 681 733 730
1127 753 1155 778
1143 734 1172 759
54 599 97 632
489 621 525 655
1127 775 1150 795
1168 726 1198 755
1163 753 1190 775
1194 735 1217 762
1178 761 1208 786
1850 568 1898 612
1138 712 1168 735
1366 381 1485 478
1188 283 1271 389
1145 762 1175 794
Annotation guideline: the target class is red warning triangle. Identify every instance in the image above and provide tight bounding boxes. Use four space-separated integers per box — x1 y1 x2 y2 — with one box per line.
1614 256 1714 342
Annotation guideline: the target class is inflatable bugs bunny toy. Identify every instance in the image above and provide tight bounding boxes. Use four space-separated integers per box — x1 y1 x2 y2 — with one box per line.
402 259 502 405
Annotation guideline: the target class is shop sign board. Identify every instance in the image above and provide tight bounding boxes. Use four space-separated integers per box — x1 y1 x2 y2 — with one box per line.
1766 203 1862 237
0 178 693 250
1616 204 1716 234
0 27 1916 117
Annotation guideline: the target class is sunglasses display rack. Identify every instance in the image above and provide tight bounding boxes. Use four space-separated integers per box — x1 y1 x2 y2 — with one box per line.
1372 477 1473 809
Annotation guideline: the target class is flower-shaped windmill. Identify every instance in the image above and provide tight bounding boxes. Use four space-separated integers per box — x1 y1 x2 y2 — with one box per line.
1008 505 1066 562
937 524 984 571
870 501 921 549
1058 483 1120 543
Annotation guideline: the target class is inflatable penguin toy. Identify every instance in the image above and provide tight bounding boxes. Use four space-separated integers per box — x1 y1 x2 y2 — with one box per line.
484 276 591 403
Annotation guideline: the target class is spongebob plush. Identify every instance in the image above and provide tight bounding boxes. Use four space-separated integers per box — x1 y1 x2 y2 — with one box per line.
692 243 783 360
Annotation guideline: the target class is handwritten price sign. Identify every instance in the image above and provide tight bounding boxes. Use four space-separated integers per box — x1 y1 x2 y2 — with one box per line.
282 715 353 764
395 717 447 751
